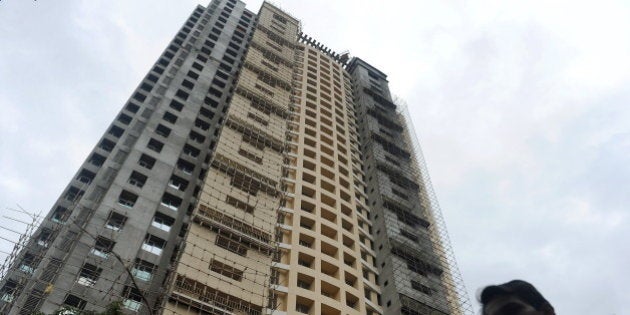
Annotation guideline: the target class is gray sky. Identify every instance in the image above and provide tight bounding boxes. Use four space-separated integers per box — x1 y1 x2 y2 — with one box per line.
1 0 629 314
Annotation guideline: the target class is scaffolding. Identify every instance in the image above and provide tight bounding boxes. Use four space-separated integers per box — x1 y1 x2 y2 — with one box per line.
388 102 474 315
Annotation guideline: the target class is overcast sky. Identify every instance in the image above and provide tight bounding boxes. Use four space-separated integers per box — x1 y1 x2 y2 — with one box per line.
1 0 629 314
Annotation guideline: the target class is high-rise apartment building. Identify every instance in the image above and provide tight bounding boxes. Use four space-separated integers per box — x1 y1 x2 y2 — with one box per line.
0 1 470 315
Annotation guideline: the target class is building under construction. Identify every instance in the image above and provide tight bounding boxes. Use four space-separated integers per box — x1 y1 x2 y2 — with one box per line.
0 1 471 314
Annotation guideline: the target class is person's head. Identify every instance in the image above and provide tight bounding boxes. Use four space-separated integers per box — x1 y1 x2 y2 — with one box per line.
479 280 555 315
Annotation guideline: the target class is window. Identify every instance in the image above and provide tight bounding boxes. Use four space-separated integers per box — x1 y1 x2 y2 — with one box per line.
128 171 148 188
105 212 127 231
141 234 165 256
63 294 87 311
155 124 171 138
163 111 178 123
400 229 419 242
225 195 254 213
191 63 203 71
177 158 195 175
122 287 143 312
296 303 310 314
64 186 84 202
117 113 132 125
175 89 189 100
182 144 200 158
138 154 156 169
160 193 182 211
132 259 155 282
77 169 95 184
168 175 189 191
209 259 243 281
169 99 184 112
77 263 102 287
19 253 38 274
147 138 164 153
181 79 195 90
152 212 175 232
91 236 115 258
118 190 138 208
99 138 115 152
108 125 124 138
0 280 18 303
88 153 106 166
215 234 247 256
37 229 53 247
411 280 432 295
51 206 70 223
189 130 205 143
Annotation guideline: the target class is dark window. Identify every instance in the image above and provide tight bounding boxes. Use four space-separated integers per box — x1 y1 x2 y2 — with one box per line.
140 83 153 92
182 144 200 158
108 125 124 138
147 138 164 153
226 195 254 213
155 124 171 137
216 70 229 80
132 259 155 282
400 230 419 242
177 159 195 175
225 48 237 57
199 107 214 119
194 118 210 130
168 175 189 191
117 113 132 125
133 92 147 103
63 294 87 310
51 206 70 223
118 190 138 208
161 193 182 211
36 228 54 247
204 96 219 108
411 280 432 295
105 212 127 231
99 138 115 152
64 186 84 202
153 66 164 74
192 63 203 71
77 263 102 287
152 212 175 232
169 99 184 112
189 131 205 143
142 234 166 255
196 54 208 63
128 171 148 188
181 79 195 90
147 74 158 83
175 89 189 100
212 78 226 88
92 236 115 258
215 234 247 256
208 87 222 98
209 259 243 281
76 169 95 184
125 102 140 113
222 55 235 65
138 154 156 169
187 70 200 79
163 111 178 123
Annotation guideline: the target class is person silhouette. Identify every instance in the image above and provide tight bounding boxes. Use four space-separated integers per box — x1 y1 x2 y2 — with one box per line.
479 280 555 315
